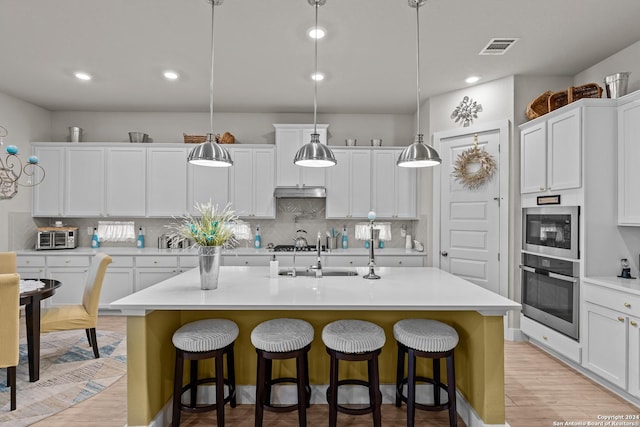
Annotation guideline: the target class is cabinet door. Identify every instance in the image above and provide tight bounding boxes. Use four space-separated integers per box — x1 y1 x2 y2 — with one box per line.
350 150 372 218
100 268 134 308
105 147 146 216
618 100 640 225
583 302 627 388
300 128 327 187
135 268 178 292
547 109 581 191
275 125 328 187
32 145 64 216
229 148 253 217
326 150 351 218
520 122 547 194
395 154 417 219
47 268 89 306
147 147 187 216
253 148 276 218
65 147 104 216
629 315 640 398
187 161 230 215
372 150 397 218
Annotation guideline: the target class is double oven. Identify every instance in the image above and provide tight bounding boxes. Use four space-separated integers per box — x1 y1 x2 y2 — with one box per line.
521 206 580 340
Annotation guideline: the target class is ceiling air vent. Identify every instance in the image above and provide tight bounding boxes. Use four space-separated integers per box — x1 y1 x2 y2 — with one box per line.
479 38 519 55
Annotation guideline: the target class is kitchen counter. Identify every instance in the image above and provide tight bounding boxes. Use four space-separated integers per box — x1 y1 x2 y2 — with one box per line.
584 275 640 295
111 267 520 427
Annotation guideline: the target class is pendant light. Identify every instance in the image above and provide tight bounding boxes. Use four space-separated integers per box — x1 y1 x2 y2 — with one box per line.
293 0 337 168
187 0 233 168
397 0 441 168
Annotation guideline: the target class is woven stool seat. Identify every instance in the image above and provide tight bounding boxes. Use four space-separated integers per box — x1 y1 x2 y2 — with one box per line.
172 319 239 353
322 319 386 353
251 318 314 352
394 319 459 353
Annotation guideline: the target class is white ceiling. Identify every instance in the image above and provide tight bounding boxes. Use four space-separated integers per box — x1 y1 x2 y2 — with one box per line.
1 0 640 114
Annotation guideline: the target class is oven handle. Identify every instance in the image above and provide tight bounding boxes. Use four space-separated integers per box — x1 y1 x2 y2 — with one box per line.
520 265 578 283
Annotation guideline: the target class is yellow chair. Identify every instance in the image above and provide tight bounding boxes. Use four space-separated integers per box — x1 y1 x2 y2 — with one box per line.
40 253 112 358
0 273 20 411
0 251 17 274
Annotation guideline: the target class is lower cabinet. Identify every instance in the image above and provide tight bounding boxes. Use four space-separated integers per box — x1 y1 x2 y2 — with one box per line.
135 256 179 291
100 256 134 308
47 268 89 306
583 281 640 398
520 314 581 364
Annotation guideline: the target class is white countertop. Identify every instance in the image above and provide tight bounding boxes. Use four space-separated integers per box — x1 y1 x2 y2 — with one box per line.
584 275 640 296
109 266 521 317
17 247 426 257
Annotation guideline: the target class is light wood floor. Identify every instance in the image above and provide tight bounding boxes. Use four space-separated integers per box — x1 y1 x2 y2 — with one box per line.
21 316 640 426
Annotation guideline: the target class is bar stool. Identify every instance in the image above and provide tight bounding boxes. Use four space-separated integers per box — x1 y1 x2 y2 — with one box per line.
322 319 386 427
251 318 314 427
172 318 239 427
394 319 459 427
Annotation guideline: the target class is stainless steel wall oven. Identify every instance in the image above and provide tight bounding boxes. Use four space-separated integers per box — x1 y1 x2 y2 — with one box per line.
520 253 580 340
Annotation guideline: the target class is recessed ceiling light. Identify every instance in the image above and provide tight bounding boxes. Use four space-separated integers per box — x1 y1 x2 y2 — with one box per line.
307 26 326 40
163 70 179 80
311 72 325 81
465 76 480 84
74 71 92 81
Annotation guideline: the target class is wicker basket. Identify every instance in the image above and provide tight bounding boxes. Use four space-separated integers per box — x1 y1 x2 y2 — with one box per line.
569 83 603 102
183 134 207 144
548 90 569 112
526 91 553 120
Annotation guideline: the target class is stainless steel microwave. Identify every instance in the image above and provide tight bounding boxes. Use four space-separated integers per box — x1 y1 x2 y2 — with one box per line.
522 206 579 259
36 227 79 250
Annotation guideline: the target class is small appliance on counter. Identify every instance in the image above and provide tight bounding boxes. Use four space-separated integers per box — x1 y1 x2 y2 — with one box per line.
157 234 192 249
618 258 635 279
36 227 79 250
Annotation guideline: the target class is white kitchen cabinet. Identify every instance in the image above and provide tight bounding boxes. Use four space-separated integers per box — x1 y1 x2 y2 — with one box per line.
187 161 230 215
105 147 146 217
100 256 134 308
228 146 275 218
32 145 64 217
520 314 581 364
376 255 424 267
223 255 270 266
135 268 179 292
65 147 105 216
274 124 329 188
618 95 640 225
146 147 188 217
326 148 371 219
46 255 91 306
372 148 417 219
629 314 640 398
324 255 368 268
520 108 581 194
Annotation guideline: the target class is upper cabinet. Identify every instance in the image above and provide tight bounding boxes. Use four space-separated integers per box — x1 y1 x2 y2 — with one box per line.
65 147 105 216
618 94 640 225
326 148 371 218
228 146 275 218
32 145 64 216
274 124 329 187
105 146 147 217
187 159 230 215
372 148 417 219
520 109 581 194
146 146 188 217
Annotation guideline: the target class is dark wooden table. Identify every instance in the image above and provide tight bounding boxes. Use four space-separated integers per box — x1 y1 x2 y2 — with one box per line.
19 278 61 382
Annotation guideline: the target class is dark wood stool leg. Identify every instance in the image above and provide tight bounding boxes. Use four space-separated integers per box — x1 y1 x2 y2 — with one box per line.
433 357 441 406
296 353 307 427
172 349 184 427
369 356 382 427
190 360 198 406
395 344 405 407
407 348 416 427
8 366 16 411
227 346 237 407
328 352 339 427
215 351 225 427
303 351 311 407
447 353 458 427
264 358 273 405
88 328 100 359
255 351 266 427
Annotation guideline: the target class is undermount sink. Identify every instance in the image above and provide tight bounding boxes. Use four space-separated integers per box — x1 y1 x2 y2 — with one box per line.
278 269 358 277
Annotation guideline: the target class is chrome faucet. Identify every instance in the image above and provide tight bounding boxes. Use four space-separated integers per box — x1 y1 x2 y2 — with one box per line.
290 245 297 277
308 232 323 278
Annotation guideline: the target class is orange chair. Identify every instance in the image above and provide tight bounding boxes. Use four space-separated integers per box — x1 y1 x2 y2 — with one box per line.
0 273 20 410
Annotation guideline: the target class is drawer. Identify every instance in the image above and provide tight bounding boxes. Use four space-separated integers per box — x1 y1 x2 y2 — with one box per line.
109 256 134 268
223 255 269 266
17 255 46 268
136 256 178 268
583 282 640 317
521 314 581 364
376 256 423 267
179 256 198 269
47 256 90 267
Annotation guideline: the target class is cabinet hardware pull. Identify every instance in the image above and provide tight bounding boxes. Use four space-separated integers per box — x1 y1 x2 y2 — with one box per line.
624 302 632 308
631 321 638 327
398 261 402 265
539 187 545 191
542 336 547 340
618 316 625 322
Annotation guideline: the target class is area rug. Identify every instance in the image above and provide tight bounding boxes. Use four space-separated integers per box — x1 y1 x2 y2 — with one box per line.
0 329 126 426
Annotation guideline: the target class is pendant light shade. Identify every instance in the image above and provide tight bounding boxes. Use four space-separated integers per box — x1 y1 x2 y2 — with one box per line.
293 0 336 168
397 0 441 168
187 0 232 168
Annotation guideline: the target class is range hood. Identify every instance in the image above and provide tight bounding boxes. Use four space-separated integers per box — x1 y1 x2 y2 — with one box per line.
273 186 326 199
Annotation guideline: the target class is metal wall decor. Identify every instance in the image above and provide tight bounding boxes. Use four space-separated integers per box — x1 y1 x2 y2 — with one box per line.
452 133 496 189
0 126 45 200
451 96 483 127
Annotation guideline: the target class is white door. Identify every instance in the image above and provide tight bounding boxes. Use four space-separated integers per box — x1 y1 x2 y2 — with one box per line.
436 125 504 295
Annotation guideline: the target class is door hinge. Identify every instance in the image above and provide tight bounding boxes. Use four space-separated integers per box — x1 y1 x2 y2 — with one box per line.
498 252 500 261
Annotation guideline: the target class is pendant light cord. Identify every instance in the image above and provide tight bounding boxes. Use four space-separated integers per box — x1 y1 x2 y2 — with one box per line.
210 1 216 134
415 2 421 137
313 1 319 135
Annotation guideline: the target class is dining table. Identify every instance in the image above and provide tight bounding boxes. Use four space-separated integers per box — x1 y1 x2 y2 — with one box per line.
19 278 61 382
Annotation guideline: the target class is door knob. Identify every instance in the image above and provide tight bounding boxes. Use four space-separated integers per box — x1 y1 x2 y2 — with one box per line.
441 251 448 257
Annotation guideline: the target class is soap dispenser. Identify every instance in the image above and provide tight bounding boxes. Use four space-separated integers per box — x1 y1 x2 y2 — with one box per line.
91 227 100 249
137 227 145 249
270 254 279 278
342 225 348 249
254 225 262 249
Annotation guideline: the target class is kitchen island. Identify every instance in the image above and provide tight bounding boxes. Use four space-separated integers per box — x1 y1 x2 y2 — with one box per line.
110 266 520 427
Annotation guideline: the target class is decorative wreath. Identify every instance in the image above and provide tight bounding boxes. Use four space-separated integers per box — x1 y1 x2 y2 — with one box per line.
452 143 496 189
